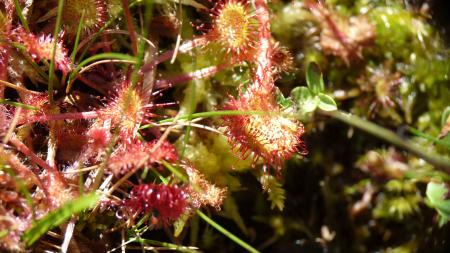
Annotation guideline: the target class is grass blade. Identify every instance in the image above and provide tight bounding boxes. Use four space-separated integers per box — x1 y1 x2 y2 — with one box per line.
70 12 85 62
196 210 259 253
0 99 39 110
12 0 30 32
22 193 99 247
66 53 137 92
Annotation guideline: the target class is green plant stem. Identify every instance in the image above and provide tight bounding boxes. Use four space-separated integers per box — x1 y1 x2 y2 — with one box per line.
66 53 137 93
48 0 65 104
70 11 85 62
322 110 450 172
409 127 450 150
140 110 265 129
0 99 38 110
161 160 188 182
196 210 260 253
13 0 30 32
130 1 154 87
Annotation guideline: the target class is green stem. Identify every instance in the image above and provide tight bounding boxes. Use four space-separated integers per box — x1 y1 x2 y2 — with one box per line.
322 110 450 172
408 127 450 150
161 160 188 182
0 99 38 110
12 0 30 32
130 1 154 87
70 11 85 62
140 110 265 129
196 210 260 253
48 0 65 104
66 53 137 93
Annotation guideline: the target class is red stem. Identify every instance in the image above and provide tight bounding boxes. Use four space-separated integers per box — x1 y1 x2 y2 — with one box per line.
20 111 100 125
121 0 138 56
9 136 59 174
254 0 274 90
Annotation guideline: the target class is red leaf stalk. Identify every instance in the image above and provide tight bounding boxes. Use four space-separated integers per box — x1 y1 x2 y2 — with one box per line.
254 0 273 91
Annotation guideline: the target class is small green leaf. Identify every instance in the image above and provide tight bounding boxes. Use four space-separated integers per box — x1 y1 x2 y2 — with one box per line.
408 127 450 150
317 93 337 111
442 106 450 128
260 174 286 211
291 86 318 113
275 87 294 109
174 211 191 237
426 182 450 225
22 193 99 247
306 62 325 95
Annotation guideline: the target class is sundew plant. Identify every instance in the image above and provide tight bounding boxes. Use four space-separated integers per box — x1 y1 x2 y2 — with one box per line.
1 0 450 252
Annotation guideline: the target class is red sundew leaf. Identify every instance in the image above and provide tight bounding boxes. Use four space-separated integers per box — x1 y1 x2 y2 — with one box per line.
222 83 307 172
108 140 178 175
13 28 72 74
205 0 259 62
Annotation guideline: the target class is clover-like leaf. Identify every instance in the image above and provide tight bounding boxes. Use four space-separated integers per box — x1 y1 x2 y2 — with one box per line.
306 62 325 95
318 93 337 111
426 182 450 226
291 86 318 113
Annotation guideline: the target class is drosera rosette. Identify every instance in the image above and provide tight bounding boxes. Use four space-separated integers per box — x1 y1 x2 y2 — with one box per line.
355 63 403 120
306 0 375 65
97 81 155 144
222 82 307 173
220 0 307 174
119 163 228 228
